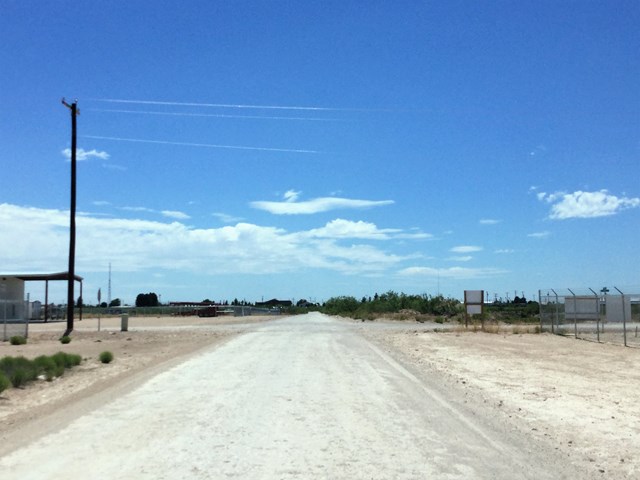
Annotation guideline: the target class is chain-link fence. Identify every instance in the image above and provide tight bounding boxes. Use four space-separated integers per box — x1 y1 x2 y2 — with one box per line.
539 287 640 347
1 300 29 341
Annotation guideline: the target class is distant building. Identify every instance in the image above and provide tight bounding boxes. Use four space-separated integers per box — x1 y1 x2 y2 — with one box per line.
255 298 293 308
0 272 83 321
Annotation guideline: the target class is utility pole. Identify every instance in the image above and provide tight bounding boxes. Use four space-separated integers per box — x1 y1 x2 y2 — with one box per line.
62 98 79 336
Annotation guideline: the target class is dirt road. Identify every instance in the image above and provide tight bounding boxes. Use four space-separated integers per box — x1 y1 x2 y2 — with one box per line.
0 313 588 479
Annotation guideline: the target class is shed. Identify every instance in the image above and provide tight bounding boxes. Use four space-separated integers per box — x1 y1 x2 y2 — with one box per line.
0 272 83 321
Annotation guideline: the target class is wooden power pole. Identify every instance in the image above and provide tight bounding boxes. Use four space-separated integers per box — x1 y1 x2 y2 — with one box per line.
62 98 79 336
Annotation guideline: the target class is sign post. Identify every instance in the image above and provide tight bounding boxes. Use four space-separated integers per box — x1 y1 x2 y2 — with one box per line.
97 288 102 332
464 290 484 328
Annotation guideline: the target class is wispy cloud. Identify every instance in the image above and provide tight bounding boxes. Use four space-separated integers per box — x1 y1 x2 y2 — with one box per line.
120 206 189 220
537 190 640 219
61 148 109 161
447 256 473 262
450 245 483 253
397 266 507 279
528 231 551 239
90 97 382 112
283 190 301 202
86 108 346 122
494 248 515 254
479 219 501 225
82 135 320 154
303 219 431 240
251 195 394 215
121 206 155 213
212 212 244 224
161 210 190 220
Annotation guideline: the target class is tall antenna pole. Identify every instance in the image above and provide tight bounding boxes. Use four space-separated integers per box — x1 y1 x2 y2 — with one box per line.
108 262 112 307
62 98 79 336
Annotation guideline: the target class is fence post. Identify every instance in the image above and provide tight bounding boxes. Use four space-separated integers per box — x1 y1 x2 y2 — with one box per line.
567 288 577 338
551 289 559 334
589 288 600 342
614 287 627 347
538 290 543 333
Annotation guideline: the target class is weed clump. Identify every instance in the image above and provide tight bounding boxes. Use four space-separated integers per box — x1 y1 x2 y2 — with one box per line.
0 352 83 391
0 372 10 394
60 336 71 344
99 351 114 364
9 336 27 345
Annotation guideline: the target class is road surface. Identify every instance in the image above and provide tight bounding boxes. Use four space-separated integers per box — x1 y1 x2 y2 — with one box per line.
0 313 581 479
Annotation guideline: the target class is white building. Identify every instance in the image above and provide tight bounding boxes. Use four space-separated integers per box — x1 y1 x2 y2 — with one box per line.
0 272 83 321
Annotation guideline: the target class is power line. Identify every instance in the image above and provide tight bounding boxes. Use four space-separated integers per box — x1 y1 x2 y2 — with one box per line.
87 97 394 113
81 135 322 154
86 108 346 122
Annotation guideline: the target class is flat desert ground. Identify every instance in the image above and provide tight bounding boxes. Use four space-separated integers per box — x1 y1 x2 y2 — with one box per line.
0 314 638 478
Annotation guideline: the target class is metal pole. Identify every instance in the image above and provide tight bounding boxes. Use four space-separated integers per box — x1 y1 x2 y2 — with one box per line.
551 289 559 334
538 290 543 332
589 288 600 342
62 98 79 337
614 287 627 347
568 288 577 338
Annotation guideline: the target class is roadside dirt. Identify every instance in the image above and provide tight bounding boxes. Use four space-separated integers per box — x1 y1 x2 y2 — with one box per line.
362 325 640 480
1 315 638 479
0 315 270 454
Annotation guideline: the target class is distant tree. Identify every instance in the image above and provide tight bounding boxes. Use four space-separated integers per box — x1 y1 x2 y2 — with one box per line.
109 298 121 308
76 296 83 308
100 302 108 308
202 298 212 303
135 293 159 307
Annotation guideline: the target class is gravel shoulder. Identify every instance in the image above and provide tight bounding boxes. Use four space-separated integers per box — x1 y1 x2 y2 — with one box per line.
360 322 640 480
1 314 637 479
0 314 273 455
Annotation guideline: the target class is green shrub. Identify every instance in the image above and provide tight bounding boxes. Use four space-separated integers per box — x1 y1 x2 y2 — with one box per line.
0 372 10 394
34 355 57 381
10 368 28 388
9 336 27 345
66 354 82 367
99 351 114 364
52 351 81 368
60 336 71 344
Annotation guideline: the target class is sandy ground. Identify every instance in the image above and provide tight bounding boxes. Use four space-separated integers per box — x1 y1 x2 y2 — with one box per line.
0 314 589 479
0 314 637 478
361 323 640 479
0 314 273 452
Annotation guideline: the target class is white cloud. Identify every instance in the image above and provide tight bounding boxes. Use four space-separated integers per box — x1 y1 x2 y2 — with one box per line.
538 190 640 219
212 212 244 224
121 206 155 213
494 249 515 254
450 245 483 253
397 266 507 279
62 148 110 161
283 190 301 202
161 210 190 220
0 203 414 276
528 231 550 239
303 219 431 240
447 256 473 262
479 219 501 225
250 196 394 215
92 200 111 206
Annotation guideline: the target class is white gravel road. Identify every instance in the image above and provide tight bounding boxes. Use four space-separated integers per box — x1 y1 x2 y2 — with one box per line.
0 313 582 479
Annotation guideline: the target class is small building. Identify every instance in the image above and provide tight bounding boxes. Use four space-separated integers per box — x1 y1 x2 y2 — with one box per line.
0 272 83 321
255 298 293 308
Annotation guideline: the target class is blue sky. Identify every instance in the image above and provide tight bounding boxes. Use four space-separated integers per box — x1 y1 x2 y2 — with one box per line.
1 1 639 305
